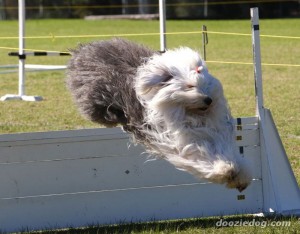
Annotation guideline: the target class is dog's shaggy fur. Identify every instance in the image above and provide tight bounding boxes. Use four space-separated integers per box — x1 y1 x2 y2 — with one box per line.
66 38 252 192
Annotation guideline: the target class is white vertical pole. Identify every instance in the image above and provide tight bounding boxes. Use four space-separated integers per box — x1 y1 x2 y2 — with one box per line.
250 8 263 117
159 0 166 52
251 8 279 214
204 0 208 18
18 0 25 97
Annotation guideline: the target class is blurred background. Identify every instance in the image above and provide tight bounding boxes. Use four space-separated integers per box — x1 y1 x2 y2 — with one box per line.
0 0 299 20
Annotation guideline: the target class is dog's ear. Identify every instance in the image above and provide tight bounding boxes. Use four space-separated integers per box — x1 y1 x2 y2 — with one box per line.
135 63 173 99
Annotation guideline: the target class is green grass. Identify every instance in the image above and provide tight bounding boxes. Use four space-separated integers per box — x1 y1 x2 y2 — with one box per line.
0 19 300 233
22 216 300 234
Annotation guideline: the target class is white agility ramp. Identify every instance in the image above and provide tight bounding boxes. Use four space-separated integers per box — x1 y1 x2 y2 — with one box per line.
0 120 262 232
0 113 298 232
0 7 299 233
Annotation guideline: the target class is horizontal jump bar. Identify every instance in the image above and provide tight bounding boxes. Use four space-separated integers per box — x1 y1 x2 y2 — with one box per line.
8 52 71 57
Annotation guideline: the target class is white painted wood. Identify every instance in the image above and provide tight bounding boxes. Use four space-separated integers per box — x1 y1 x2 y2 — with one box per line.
235 129 260 147
0 181 263 232
251 8 264 116
0 119 263 232
238 146 261 179
234 117 258 126
250 7 300 216
159 0 166 51
0 109 298 232
259 109 300 215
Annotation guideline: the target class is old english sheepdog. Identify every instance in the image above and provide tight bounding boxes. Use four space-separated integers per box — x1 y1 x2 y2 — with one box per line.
66 38 252 192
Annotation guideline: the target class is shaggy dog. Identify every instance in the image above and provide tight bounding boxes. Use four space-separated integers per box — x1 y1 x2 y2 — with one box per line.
66 38 252 192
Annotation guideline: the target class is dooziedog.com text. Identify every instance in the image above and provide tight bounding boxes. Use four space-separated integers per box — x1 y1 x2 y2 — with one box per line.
216 219 291 228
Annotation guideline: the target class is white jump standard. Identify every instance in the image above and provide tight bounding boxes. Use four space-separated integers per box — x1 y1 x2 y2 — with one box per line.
0 0 42 102
249 7 300 216
0 0 69 102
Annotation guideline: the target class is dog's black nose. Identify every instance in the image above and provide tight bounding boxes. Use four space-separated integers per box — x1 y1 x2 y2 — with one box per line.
204 97 213 106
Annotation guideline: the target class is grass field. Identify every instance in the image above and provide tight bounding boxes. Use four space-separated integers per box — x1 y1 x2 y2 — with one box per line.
0 18 299 233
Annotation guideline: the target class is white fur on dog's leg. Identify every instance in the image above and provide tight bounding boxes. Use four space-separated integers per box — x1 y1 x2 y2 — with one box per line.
162 141 252 191
225 157 252 192
206 160 237 183
167 156 251 192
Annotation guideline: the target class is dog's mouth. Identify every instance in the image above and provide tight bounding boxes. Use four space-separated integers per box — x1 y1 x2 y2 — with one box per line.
186 97 214 113
187 104 212 112
199 107 209 111
187 106 209 110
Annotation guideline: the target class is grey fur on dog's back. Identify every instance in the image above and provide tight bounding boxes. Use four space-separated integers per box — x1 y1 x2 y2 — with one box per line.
66 38 154 134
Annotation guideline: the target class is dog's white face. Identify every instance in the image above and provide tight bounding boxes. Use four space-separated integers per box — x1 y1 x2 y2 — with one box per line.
135 47 226 127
